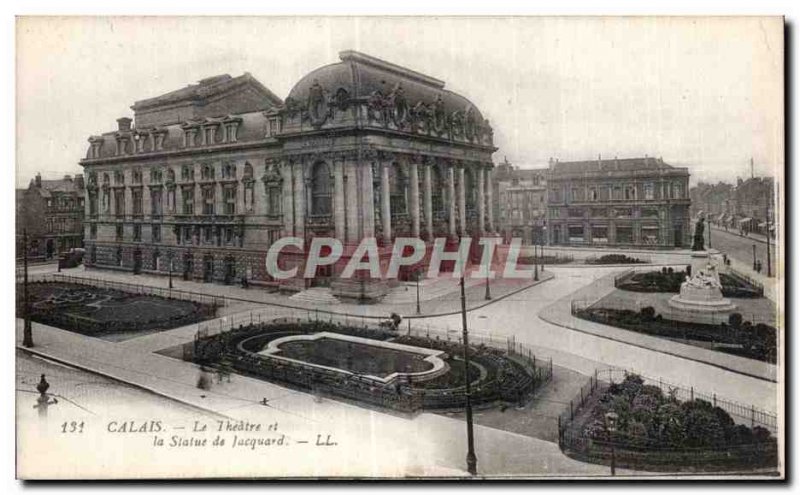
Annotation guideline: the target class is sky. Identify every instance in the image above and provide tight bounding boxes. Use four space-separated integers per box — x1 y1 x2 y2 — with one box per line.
15 16 784 188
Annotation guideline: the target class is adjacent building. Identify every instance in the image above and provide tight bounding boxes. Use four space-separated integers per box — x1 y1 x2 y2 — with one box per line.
80 51 497 300
689 173 776 237
492 158 547 244
17 173 86 260
546 156 691 248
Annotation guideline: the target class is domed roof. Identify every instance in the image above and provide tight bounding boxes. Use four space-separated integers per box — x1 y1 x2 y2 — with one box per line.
286 51 486 122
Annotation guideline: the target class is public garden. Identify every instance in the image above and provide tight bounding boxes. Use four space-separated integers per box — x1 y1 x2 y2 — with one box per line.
574 266 777 363
18 280 219 338
184 319 552 413
559 373 778 472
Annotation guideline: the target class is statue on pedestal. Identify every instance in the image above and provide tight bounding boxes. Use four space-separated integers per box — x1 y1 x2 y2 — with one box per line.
692 216 706 251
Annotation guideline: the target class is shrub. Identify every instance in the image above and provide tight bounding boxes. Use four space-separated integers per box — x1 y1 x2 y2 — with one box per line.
683 405 726 448
640 306 656 321
728 313 744 328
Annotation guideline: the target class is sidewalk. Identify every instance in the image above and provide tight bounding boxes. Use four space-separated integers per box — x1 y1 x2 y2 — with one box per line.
15 318 639 478
51 265 554 320
538 270 777 383
711 224 776 246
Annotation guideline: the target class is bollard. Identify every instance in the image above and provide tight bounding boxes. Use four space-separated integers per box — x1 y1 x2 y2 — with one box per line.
570 400 574 420
751 405 755 428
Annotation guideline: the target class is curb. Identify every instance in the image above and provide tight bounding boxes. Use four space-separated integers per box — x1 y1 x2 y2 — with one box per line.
18 345 233 420
537 304 777 384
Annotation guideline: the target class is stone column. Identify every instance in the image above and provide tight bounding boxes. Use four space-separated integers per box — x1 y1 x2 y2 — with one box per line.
486 167 495 233
293 161 305 238
281 161 294 236
457 165 466 235
477 165 485 235
334 157 346 240
409 161 420 238
362 161 375 238
345 160 359 243
380 161 392 243
423 162 433 240
447 165 456 237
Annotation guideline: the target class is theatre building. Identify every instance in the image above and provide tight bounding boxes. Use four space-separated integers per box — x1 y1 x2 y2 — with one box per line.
80 51 497 301
546 156 691 248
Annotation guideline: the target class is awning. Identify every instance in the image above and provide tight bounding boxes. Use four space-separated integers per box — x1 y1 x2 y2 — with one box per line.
737 217 752 225
758 222 767 228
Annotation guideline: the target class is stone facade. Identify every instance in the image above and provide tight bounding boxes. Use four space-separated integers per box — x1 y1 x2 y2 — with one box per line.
80 51 497 301
546 156 691 248
17 173 85 261
492 158 547 245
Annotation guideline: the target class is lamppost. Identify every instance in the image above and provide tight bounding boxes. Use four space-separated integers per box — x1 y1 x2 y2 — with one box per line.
415 268 421 315
459 251 478 476
766 228 772 278
533 243 539 281
168 251 174 289
605 411 618 476
752 244 757 271
22 229 33 348
34 374 57 418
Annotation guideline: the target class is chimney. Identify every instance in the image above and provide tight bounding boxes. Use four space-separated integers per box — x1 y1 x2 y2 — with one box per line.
63 174 72 182
117 117 133 132
644 154 650 166
74 174 85 189
34 173 41 188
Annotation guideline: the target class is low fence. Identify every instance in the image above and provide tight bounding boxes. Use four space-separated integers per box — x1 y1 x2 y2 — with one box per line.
556 368 779 471
190 314 553 413
585 255 652 265
727 267 766 297
25 273 228 308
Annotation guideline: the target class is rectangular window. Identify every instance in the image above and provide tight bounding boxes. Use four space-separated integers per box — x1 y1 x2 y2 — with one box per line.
224 187 236 215
182 189 194 215
183 227 192 242
116 224 123 241
616 226 633 244
591 226 608 244
642 226 660 245
568 225 584 243
203 227 212 243
151 191 163 216
90 224 97 239
152 225 161 242
568 207 584 218
225 228 233 244
132 189 143 215
133 224 141 241
644 183 655 200
203 187 215 215
114 191 125 216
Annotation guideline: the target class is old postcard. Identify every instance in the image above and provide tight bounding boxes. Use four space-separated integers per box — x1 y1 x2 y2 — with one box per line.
14 15 784 480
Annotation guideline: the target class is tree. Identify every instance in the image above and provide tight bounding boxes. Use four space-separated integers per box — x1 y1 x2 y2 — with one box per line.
728 313 743 328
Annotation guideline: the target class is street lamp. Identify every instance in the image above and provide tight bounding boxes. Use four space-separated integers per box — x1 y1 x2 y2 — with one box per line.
604 411 618 476
459 237 478 476
34 374 57 418
752 244 757 271
168 251 174 289
415 268 421 315
22 229 33 348
533 243 539 281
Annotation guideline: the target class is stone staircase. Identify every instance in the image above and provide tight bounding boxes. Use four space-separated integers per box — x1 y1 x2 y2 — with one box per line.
288 287 341 305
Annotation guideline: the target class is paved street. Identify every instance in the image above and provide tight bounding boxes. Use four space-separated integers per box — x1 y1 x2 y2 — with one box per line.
418 265 779 413
710 226 778 276
15 257 781 478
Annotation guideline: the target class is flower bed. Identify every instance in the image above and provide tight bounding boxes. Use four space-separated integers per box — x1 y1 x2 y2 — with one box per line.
19 282 218 336
576 307 776 363
617 269 762 298
561 374 778 472
190 321 548 412
586 254 646 265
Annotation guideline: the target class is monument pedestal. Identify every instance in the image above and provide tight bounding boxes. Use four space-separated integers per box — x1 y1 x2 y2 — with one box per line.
668 250 737 321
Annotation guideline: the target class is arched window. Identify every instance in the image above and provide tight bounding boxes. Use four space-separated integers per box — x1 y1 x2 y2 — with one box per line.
167 168 175 183
243 162 254 179
103 173 110 185
310 161 332 215
201 164 214 180
389 163 407 214
222 163 236 179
